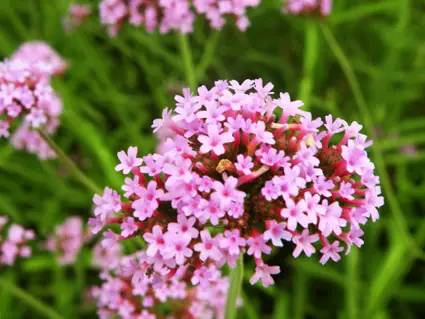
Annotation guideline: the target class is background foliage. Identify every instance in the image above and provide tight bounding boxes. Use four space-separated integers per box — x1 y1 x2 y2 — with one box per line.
0 0 424 318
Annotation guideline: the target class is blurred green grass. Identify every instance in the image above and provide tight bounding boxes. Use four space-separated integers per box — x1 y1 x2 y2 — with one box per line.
0 0 424 318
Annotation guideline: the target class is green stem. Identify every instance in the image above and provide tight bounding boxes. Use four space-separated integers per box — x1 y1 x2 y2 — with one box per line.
346 248 359 319
38 130 101 194
319 23 414 250
178 33 196 91
293 270 307 319
298 20 319 109
225 255 244 319
195 31 220 82
0 278 64 319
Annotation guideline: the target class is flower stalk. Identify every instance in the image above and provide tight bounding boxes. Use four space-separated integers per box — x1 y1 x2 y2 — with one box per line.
38 130 101 194
0 278 64 319
178 33 196 91
225 255 244 319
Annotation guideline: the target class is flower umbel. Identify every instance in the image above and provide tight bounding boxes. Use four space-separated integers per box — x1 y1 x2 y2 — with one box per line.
0 215 35 266
99 0 260 36
91 79 383 318
1 42 66 159
284 0 332 16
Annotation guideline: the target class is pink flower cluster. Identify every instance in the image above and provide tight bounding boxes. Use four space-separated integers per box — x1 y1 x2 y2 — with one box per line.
11 41 68 76
63 3 92 31
91 250 229 319
92 240 123 270
1 42 66 159
90 79 383 313
284 0 332 16
46 216 86 265
0 215 35 266
99 0 260 36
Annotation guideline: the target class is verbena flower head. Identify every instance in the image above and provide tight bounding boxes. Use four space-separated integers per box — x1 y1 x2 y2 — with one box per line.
284 0 332 16
63 3 92 31
91 79 383 300
99 0 260 36
1 42 65 159
11 41 68 76
90 250 229 318
46 216 86 265
0 215 35 266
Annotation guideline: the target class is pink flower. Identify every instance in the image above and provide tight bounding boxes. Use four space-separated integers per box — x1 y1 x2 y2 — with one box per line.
292 230 319 257
163 233 193 265
247 234 271 259
121 217 138 238
235 154 254 175
122 175 141 198
198 124 234 155
251 121 275 145
143 225 166 257
89 79 383 300
11 41 68 76
284 0 332 17
167 214 199 239
200 197 225 225
250 262 280 287
1 217 34 266
219 229 246 256
263 220 292 247
1 52 65 159
318 201 347 236
63 3 92 31
320 241 343 264
99 0 261 35
115 146 143 174
191 265 220 286
212 176 245 210
280 198 310 231
93 187 121 222
194 230 222 261
132 181 163 221
46 216 85 265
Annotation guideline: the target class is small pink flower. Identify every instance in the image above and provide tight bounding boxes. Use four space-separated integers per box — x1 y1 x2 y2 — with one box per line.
93 187 121 222
235 154 254 175
163 233 193 265
143 225 166 257
132 181 163 221
121 217 138 238
320 241 343 264
198 124 234 155
46 217 84 265
115 146 143 174
167 214 199 239
194 230 222 261
263 220 292 247
292 229 319 257
281 198 310 231
219 229 246 256
250 262 280 287
247 234 271 259
318 201 347 237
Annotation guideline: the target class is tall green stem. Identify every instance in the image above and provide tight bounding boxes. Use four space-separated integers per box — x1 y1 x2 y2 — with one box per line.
0 278 64 319
225 255 244 319
178 33 196 91
195 31 220 82
298 20 319 109
38 130 101 194
346 248 359 319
